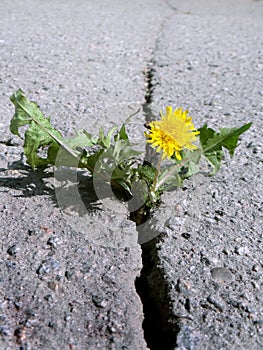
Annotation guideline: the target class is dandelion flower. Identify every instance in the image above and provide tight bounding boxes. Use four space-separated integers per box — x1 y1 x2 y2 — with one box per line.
145 106 200 160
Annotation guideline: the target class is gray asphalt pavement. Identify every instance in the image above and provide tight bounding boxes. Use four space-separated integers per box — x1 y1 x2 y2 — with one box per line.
140 0 263 349
0 0 262 349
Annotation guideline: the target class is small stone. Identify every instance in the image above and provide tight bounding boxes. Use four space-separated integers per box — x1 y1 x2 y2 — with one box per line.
6 261 16 269
47 281 60 291
222 249 229 255
0 325 12 336
44 294 52 301
65 269 75 280
176 278 191 293
235 246 250 256
14 301 23 310
37 258 60 275
252 265 260 272
47 237 59 249
92 295 108 308
207 295 225 311
182 232 191 240
48 321 57 328
254 319 263 325
201 254 211 265
0 314 8 322
7 244 20 257
27 229 34 236
108 325 117 333
14 326 27 343
210 267 234 283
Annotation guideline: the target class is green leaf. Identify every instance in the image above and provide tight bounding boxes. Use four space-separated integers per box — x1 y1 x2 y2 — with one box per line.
199 122 252 174
220 124 252 157
112 141 141 164
114 178 133 196
158 166 183 189
118 123 129 141
65 129 95 150
204 150 224 175
136 164 157 184
10 89 86 169
10 89 64 168
98 126 118 149
179 149 201 178
83 149 105 170
22 121 56 167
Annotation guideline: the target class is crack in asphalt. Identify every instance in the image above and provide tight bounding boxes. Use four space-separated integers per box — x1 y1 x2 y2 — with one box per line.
132 7 183 349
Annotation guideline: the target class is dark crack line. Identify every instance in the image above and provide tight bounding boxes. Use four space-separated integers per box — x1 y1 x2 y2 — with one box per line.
143 59 156 105
135 236 181 350
130 6 185 349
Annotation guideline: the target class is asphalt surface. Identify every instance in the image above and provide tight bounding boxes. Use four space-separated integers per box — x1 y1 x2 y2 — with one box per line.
139 0 263 349
0 0 262 349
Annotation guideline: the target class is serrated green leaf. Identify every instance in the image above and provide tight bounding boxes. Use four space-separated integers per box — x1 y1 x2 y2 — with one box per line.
137 164 157 183
199 124 216 150
10 89 61 140
9 89 83 169
220 123 252 157
199 122 252 174
10 89 41 137
23 121 57 167
204 150 224 175
114 144 141 164
10 90 64 168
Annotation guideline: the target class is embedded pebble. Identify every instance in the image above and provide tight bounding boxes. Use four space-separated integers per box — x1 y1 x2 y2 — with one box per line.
47 236 59 250
235 246 250 256
92 295 109 308
0 325 12 336
37 258 61 275
210 267 234 282
207 295 225 311
7 244 20 257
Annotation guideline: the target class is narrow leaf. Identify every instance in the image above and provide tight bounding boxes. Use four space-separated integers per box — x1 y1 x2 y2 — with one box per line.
98 126 118 149
114 179 133 196
118 123 129 141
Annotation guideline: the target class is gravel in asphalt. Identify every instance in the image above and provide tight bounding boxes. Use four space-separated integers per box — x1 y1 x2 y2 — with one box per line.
0 0 262 349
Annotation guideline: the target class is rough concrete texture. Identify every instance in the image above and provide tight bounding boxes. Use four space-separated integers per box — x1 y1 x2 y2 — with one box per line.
0 0 262 350
0 0 170 349
138 0 263 349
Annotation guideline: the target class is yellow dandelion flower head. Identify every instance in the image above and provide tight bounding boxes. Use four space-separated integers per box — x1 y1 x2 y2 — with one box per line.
145 106 200 160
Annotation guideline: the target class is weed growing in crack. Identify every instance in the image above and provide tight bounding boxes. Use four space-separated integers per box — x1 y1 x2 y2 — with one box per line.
9 89 251 223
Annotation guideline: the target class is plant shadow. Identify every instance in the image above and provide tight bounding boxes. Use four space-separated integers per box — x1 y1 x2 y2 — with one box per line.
0 160 102 215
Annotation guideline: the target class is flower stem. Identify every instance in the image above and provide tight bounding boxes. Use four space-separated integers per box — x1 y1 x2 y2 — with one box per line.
155 149 202 191
151 152 163 193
